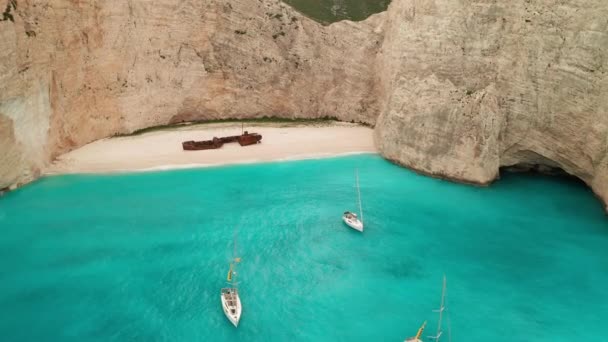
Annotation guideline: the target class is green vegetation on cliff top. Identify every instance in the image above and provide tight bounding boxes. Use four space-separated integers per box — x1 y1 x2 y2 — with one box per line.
113 117 342 137
281 0 390 24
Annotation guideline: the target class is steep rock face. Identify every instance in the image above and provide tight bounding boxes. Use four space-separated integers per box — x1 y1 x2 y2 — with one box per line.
375 0 608 209
0 115 26 189
0 0 383 189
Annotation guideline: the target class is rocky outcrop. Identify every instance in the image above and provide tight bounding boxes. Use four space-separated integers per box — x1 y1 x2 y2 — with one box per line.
1 0 607 210
0 115 26 190
374 0 608 210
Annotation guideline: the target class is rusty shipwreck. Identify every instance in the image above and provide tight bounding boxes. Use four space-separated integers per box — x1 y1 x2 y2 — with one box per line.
182 131 262 151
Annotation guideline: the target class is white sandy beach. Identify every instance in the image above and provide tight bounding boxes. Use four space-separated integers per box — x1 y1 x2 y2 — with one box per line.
44 122 376 175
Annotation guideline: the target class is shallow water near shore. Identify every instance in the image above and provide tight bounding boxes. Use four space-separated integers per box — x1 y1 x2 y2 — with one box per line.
1 154 607 341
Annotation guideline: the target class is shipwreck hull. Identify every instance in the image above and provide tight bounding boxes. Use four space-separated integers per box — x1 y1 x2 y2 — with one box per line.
182 138 223 150
237 133 262 146
182 132 262 151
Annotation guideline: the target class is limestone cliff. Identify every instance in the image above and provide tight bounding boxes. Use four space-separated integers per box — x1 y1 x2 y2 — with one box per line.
374 0 608 210
1 0 607 211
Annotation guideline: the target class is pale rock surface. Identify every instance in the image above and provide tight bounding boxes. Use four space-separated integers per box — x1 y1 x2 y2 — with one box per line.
375 0 608 209
0 115 26 189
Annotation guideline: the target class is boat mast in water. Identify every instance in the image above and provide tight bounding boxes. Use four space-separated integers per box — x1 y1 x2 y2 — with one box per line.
231 230 239 288
356 168 363 224
428 275 450 342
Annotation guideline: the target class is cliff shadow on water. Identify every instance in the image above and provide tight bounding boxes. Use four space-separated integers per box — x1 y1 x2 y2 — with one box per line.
499 164 607 214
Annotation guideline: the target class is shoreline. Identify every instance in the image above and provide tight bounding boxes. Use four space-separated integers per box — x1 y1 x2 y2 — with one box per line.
44 122 376 176
45 151 377 176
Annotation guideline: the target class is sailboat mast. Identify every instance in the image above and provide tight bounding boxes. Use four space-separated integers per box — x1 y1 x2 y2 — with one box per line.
233 230 237 261
232 229 238 289
356 169 363 223
434 275 447 341
233 263 238 289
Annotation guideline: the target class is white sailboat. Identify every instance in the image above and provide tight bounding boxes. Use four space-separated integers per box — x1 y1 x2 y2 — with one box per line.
220 234 242 327
428 275 451 342
342 169 364 232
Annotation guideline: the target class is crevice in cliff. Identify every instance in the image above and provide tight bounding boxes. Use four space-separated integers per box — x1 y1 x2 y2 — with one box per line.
280 0 390 25
1 0 17 22
499 164 586 186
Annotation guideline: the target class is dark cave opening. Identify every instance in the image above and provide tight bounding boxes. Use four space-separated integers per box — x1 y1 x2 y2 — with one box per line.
499 163 589 188
499 162 608 214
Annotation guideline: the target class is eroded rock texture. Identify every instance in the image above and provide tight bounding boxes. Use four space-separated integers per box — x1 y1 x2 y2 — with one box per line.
375 0 608 209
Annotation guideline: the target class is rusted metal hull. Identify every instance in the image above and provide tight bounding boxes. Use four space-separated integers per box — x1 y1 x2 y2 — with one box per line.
237 133 262 146
182 132 262 151
182 138 222 150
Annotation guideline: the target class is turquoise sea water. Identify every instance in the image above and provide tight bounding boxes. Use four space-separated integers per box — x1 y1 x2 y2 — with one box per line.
0 154 607 341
